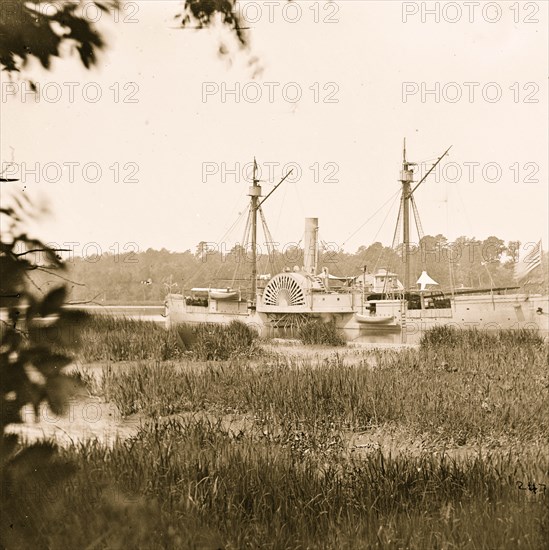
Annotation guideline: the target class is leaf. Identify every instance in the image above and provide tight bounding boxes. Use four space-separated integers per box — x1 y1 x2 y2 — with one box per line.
0 255 26 300
7 442 56 469
4 442 68 488
94 1 119 13
0 327 23 352
0 400 23 427
0 358 29 393
45 375 84 415
0 434 19 465
19 380 46 419
26 295 40 323
28 309 89 351
39 286 67 317
32 352 73 376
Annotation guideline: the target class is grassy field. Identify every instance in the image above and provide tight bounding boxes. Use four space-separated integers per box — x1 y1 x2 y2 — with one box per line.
7 319 549 549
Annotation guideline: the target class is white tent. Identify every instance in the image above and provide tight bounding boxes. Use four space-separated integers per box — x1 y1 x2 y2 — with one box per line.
416 271 439 291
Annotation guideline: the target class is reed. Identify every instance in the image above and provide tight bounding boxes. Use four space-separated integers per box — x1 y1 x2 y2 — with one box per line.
9 418 548 549
64 314 183 361
8 327 546 548
189 320 259 361
99 331 549 446
298 318 346 346
419 325 545 349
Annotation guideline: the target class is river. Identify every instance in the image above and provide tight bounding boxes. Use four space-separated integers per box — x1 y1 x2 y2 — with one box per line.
65 304 166 324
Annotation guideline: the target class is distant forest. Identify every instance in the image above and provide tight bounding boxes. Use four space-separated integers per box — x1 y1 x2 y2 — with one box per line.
30 236 548 304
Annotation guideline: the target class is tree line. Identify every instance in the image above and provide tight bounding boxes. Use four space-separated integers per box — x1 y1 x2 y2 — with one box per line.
26 235 548 304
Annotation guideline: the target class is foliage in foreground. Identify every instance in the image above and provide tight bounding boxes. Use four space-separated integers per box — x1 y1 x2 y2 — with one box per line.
5 418 548 549
1 199 89 549
298 318 346 346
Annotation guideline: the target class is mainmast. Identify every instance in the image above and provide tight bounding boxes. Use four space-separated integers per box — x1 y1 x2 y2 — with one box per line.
249 158 261 303
398 140 452 293
400 139 415 293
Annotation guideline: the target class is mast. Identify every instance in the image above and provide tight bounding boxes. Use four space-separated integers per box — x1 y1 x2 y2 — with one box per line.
249 158 261 303
398 140 452 293
400 139 414 293
244 160 293 305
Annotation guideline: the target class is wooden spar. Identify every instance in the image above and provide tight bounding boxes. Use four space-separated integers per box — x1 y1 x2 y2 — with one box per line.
257 169 293 209
411 145 452 195
400 141 453 293
400 139 414 293
248 160 293 305
250 158 260 304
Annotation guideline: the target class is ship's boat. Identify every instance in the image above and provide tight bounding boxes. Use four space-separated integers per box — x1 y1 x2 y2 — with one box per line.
355 313 395 325
209 290 239 301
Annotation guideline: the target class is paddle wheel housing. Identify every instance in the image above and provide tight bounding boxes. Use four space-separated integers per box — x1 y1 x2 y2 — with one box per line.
259 272 311 312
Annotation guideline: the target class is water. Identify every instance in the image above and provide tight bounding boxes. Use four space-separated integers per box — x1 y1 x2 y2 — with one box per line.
65 304 166 324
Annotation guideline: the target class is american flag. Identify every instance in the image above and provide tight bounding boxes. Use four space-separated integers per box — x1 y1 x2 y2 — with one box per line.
515 240 542 280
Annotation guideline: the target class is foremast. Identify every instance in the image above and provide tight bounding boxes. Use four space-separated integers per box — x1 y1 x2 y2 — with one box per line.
246 159 293 307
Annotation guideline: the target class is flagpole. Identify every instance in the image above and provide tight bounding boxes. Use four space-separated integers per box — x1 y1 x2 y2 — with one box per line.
539 239 549 294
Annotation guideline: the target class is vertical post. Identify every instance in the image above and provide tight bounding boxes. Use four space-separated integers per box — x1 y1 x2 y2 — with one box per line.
399 139 415 344
304 218 319 275
402 182 411 293
249 158 261 303
400 139 414 294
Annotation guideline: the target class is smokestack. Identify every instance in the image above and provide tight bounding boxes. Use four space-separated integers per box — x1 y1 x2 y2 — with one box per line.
304 218 319 275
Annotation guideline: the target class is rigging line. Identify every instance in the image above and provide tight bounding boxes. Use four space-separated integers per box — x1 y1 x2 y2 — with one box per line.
410 195 425 243
231 206 252 288
341 189 401 248
258 206 278 275
292 181 306 219
372 190 402 245
318 234 343 277
410 195 426 271
274 179 289 235
216 203 250 246
415 157 438 168
189 206 249 289
445 180 456 298
454 182 475 235
391 195 404 250
372 191 402 274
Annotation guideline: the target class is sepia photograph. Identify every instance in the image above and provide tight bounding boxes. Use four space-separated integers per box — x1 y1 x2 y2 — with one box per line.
0 1 548 548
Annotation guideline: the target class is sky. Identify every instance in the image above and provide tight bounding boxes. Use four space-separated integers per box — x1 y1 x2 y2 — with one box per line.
1 0 547 257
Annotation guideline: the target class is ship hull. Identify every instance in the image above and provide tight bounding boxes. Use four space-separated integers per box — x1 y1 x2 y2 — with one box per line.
166 292 549 345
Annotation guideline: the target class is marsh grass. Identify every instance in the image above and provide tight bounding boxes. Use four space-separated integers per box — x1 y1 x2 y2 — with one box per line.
420 325 545 349
100 333 549 446
11 326 547 548
67 315 183 361
8 418 548 549
298 318 346 346
70 316 259 363
189 320 260 361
